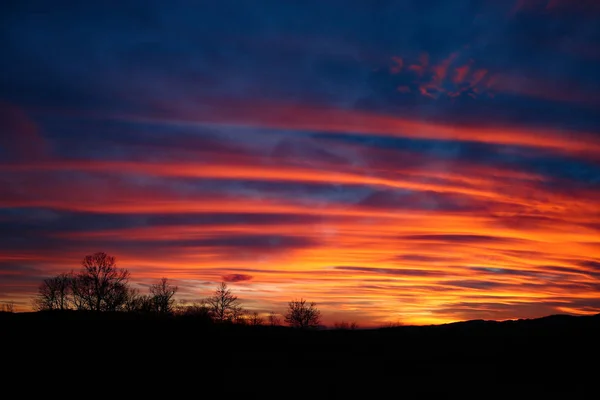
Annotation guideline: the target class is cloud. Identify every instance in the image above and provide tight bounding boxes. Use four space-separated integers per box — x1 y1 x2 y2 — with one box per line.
357 189 492 213
512 0 600 15
48 234 318 254
399 234 527 245
0 101 49 161
333 266 446 277
78 99 600 158
579 260 600 270
222 274 253 283
485 73 600 109
443 280 508 290
381 48 600 111
395 254 451 263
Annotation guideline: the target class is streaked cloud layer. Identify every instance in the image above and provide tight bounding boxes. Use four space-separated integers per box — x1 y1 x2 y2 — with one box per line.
1 0 599 325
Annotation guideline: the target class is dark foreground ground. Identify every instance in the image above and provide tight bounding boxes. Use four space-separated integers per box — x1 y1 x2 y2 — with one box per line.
3 311 600 395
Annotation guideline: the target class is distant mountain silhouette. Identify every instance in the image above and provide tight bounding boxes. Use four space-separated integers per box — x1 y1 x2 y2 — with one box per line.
411 313 600 332
3 309 600 333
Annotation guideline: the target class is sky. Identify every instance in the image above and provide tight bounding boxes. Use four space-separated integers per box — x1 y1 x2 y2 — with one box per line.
1 0 599 326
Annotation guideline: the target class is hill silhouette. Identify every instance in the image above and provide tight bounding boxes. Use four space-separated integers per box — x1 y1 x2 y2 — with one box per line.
3 310 599 394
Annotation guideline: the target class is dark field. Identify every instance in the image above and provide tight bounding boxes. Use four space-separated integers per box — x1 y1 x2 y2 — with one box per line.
3 312 599 394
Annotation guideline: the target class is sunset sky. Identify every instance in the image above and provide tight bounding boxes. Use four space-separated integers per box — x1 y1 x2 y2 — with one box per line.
1 0 599 326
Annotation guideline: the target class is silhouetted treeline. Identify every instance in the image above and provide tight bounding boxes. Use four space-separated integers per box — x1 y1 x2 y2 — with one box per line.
31 252 329 328
33 252 178 314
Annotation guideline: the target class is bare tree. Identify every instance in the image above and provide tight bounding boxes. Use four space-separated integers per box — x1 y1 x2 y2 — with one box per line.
33 273 72 311
71 252 130 311
285 299 321 329
149 277 178 315
268 311 281 326
206 282 243 323
249 311 264 326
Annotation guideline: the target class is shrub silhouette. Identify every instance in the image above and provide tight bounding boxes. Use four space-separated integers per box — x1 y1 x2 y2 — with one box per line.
284 298 321 329
333 321 359 330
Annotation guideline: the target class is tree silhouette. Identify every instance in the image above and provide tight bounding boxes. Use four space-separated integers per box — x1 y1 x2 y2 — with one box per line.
249 311 264 326
124 288 154 313
176 299 212 320
333 321 359 330
0 301 15 313
233 308 248 325
150 277 178 315
268 311 281 326
382 320 404 328
68 272 86 310
71 252 130 311
206 282 243 323
33 273 72 311
284 299 321 329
